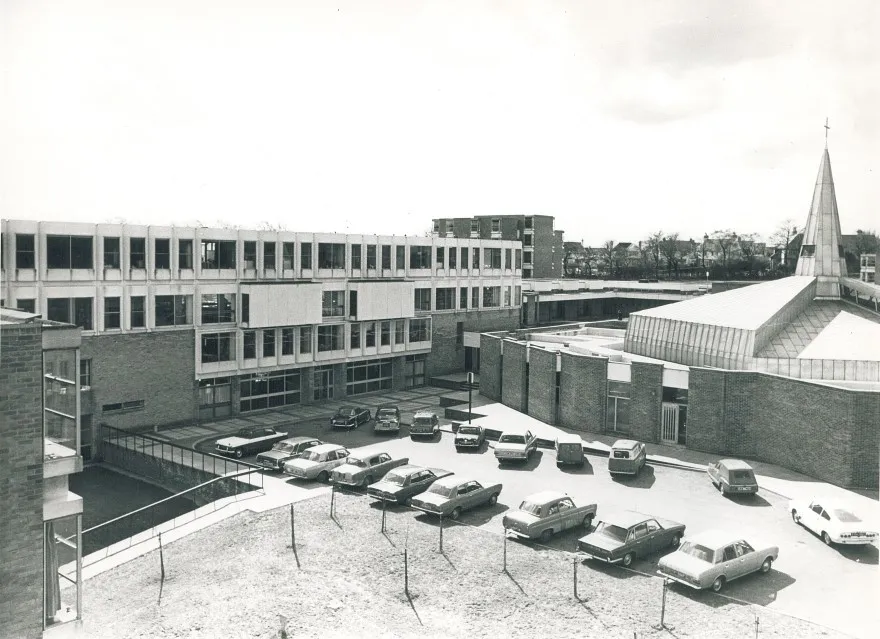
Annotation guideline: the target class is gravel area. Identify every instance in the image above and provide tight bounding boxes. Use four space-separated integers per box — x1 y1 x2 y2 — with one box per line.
79 491 850 639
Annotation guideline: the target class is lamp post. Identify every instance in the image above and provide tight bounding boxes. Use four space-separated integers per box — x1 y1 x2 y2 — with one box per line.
467 371 474 424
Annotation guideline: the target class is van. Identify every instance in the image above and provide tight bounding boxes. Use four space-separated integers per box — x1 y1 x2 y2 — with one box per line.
555 433 585 467
608 439 647 476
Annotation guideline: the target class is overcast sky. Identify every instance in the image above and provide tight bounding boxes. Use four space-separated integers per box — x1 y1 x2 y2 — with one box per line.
2 0 878 245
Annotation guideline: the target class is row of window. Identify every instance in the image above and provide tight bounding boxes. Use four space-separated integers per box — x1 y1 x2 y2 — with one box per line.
432 217 535 236
415 286 521 312
202 319 430 364
8 233 521 273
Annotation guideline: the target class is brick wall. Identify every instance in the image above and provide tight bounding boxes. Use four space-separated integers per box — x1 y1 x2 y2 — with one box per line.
689 368 880 488
527 346 557 424
479 335 502 401
501 340 528 412
558 352 607 433
82 330 195 431
427 308 519 377
0 324 46 639
628 362 662 443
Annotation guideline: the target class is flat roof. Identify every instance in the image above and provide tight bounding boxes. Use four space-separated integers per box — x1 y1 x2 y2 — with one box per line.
522 490 568 504
630 276 816 330
719 459 754 470
797 311 880 361
601 511 655 528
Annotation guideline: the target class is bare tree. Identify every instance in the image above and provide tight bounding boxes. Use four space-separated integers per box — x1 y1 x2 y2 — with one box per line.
646 231 663 278
601 240 616 277
659 233 681 277
769 219 800 272
638 241 652 278
736 232 758 274
583 245 595 278
710 230 739 277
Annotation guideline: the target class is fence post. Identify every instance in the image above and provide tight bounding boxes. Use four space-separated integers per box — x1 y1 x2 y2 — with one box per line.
503 531 508 573
573 556 579 599
439 515 444 553
755 615 760 639
404 548 409 596
290 504 296 550
653 578 673 631
158 532 165 582
381 499 387 533
330 485 336 518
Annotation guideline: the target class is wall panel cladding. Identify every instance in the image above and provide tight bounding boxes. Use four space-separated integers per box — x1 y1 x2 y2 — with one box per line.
628 361 663 443
427 308 519 376
501 340 528 412
479 335 502 401
527 346 557 424
0 325 46 639
689 367 879 489
558 352 607 433
82 330 196 430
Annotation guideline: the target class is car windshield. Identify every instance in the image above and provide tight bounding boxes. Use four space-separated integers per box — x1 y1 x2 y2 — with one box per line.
413 417 434 426
730 469 755 482
383 472 406 486
832 509 862 523
518 500 542 515
500 435 525 444
377 409 397 418
428 483 456 498
612 450 630 459
273 443 295 453
595 523 628 542
346 457 367 468
679 542 715 563
337 408 353 415
298 451 321 462
459 426 480 435
236 429 255 438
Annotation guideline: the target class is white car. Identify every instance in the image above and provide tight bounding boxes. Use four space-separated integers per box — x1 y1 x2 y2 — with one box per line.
789 498 878 546
494 428 538 462
283 444 350 482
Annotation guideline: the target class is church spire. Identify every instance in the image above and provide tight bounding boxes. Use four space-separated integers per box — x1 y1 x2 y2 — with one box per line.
794 134 848 299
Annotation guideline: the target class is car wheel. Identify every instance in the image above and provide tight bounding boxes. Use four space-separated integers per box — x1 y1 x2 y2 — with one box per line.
711 576 726 593
622 552 634 568
670 534 681 549
760 557 773 573
583 514 594 530
450 507 462 521
488 493 498 506
317 471 329 483
791 509 800 524
539 529 553 544
717 482 724 494
235 449 243 459
822 531 833 546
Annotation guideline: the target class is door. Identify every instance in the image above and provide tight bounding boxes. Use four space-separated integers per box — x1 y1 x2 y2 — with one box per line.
314 368 334 400
661 403 679 444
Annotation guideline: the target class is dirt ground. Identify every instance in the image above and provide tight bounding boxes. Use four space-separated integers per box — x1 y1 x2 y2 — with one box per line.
79 491 849 639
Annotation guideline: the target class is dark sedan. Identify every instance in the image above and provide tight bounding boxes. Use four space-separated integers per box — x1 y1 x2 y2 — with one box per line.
578 511 686 567
215 427 289 459
366 465 454 506
330 406 372 429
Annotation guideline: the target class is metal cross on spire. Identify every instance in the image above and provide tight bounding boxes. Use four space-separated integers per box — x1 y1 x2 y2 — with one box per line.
824 117 830 147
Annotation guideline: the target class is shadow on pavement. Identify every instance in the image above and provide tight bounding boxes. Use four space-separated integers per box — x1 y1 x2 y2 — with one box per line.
671 568 796 608
723 492 773 507
611 465 656 489
558 459 595 475
497 450 544 471
454 440 491 455
580 558 643 580
837 543 878 565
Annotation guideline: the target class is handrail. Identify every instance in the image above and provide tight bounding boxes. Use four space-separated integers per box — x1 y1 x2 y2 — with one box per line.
82 467 260 535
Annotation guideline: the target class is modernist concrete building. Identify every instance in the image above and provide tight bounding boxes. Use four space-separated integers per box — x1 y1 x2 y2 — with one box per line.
431 214 565 279
0 221 522 450
480 146 880 489
0 308 84 638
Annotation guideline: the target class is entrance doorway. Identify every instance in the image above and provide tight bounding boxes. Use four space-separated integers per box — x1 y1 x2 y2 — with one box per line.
661 402 688 445
313 366 334 401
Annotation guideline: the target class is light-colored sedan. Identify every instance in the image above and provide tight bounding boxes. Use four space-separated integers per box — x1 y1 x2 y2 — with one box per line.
411 476 502 520
330 451 409 488
789 497 878 546
282 444 350 482
494 428 538 463
454 425 485 450
657 530 779 593
502 490 596 543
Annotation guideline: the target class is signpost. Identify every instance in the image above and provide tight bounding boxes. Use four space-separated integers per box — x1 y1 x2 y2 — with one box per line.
467 372 474 424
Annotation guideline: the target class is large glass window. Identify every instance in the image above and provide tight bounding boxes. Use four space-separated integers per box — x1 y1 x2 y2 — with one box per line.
405 354 427 388
409 318 430 343
505 248 512 269
484 248 502 269
16 298 35 313
47 235 93 269
313 365 333 400
449 247 457 268
322 290 345 317
367 245 377 269
104 297 121 329
345 358 392 395
350 323 361 349
482 286 501 307
155 239 171 269
318 243 346 269
317 325 342 352
460 287 468 309
179 239 194 269
243 331 257 359
435 287 455 310
515 248 522 269
299 326 312 354
201 332 234 363
365 322 376 347
409 245 431 269
131 296 145 328
103 237 120 269
395 320 405 344
263 329 275 357
380 321 391 346
606 381 631 432
396 245 405 269
241 294 249 324
351 244 362 270
47 298 93 330
460 247 468 269
282 242 295 269
436 247 445 267
381 245 391 269
129 238 146 269
300 242 312 269
243 241 257 268
240 369 301 411
16 234 35 268
282 328 294 355
155 295 192 326
200 293 236 324
201 239 236 269
472 287 480 309
45 515 82 629
414 288 432 312
198 377 232 419
263 242 276 270
472 247 480 269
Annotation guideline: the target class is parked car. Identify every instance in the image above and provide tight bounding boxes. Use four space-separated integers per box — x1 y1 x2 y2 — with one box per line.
502 490 597 543
454 424 485 450
578 511 686 567
366 465 453 505
282 444 350 481
330 451 409 488
555 433 585 467
708 459 759 496
373 404 402 434
330 406 372 429
409 410 441 438
494 428 538 463
411 477 502 520
215 427 289 459
789 497 879 546
657 530 778 593
255 436 322 471
608 439 647 476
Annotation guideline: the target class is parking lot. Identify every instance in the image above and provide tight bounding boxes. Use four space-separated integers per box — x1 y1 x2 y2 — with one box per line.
192 408 878 639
